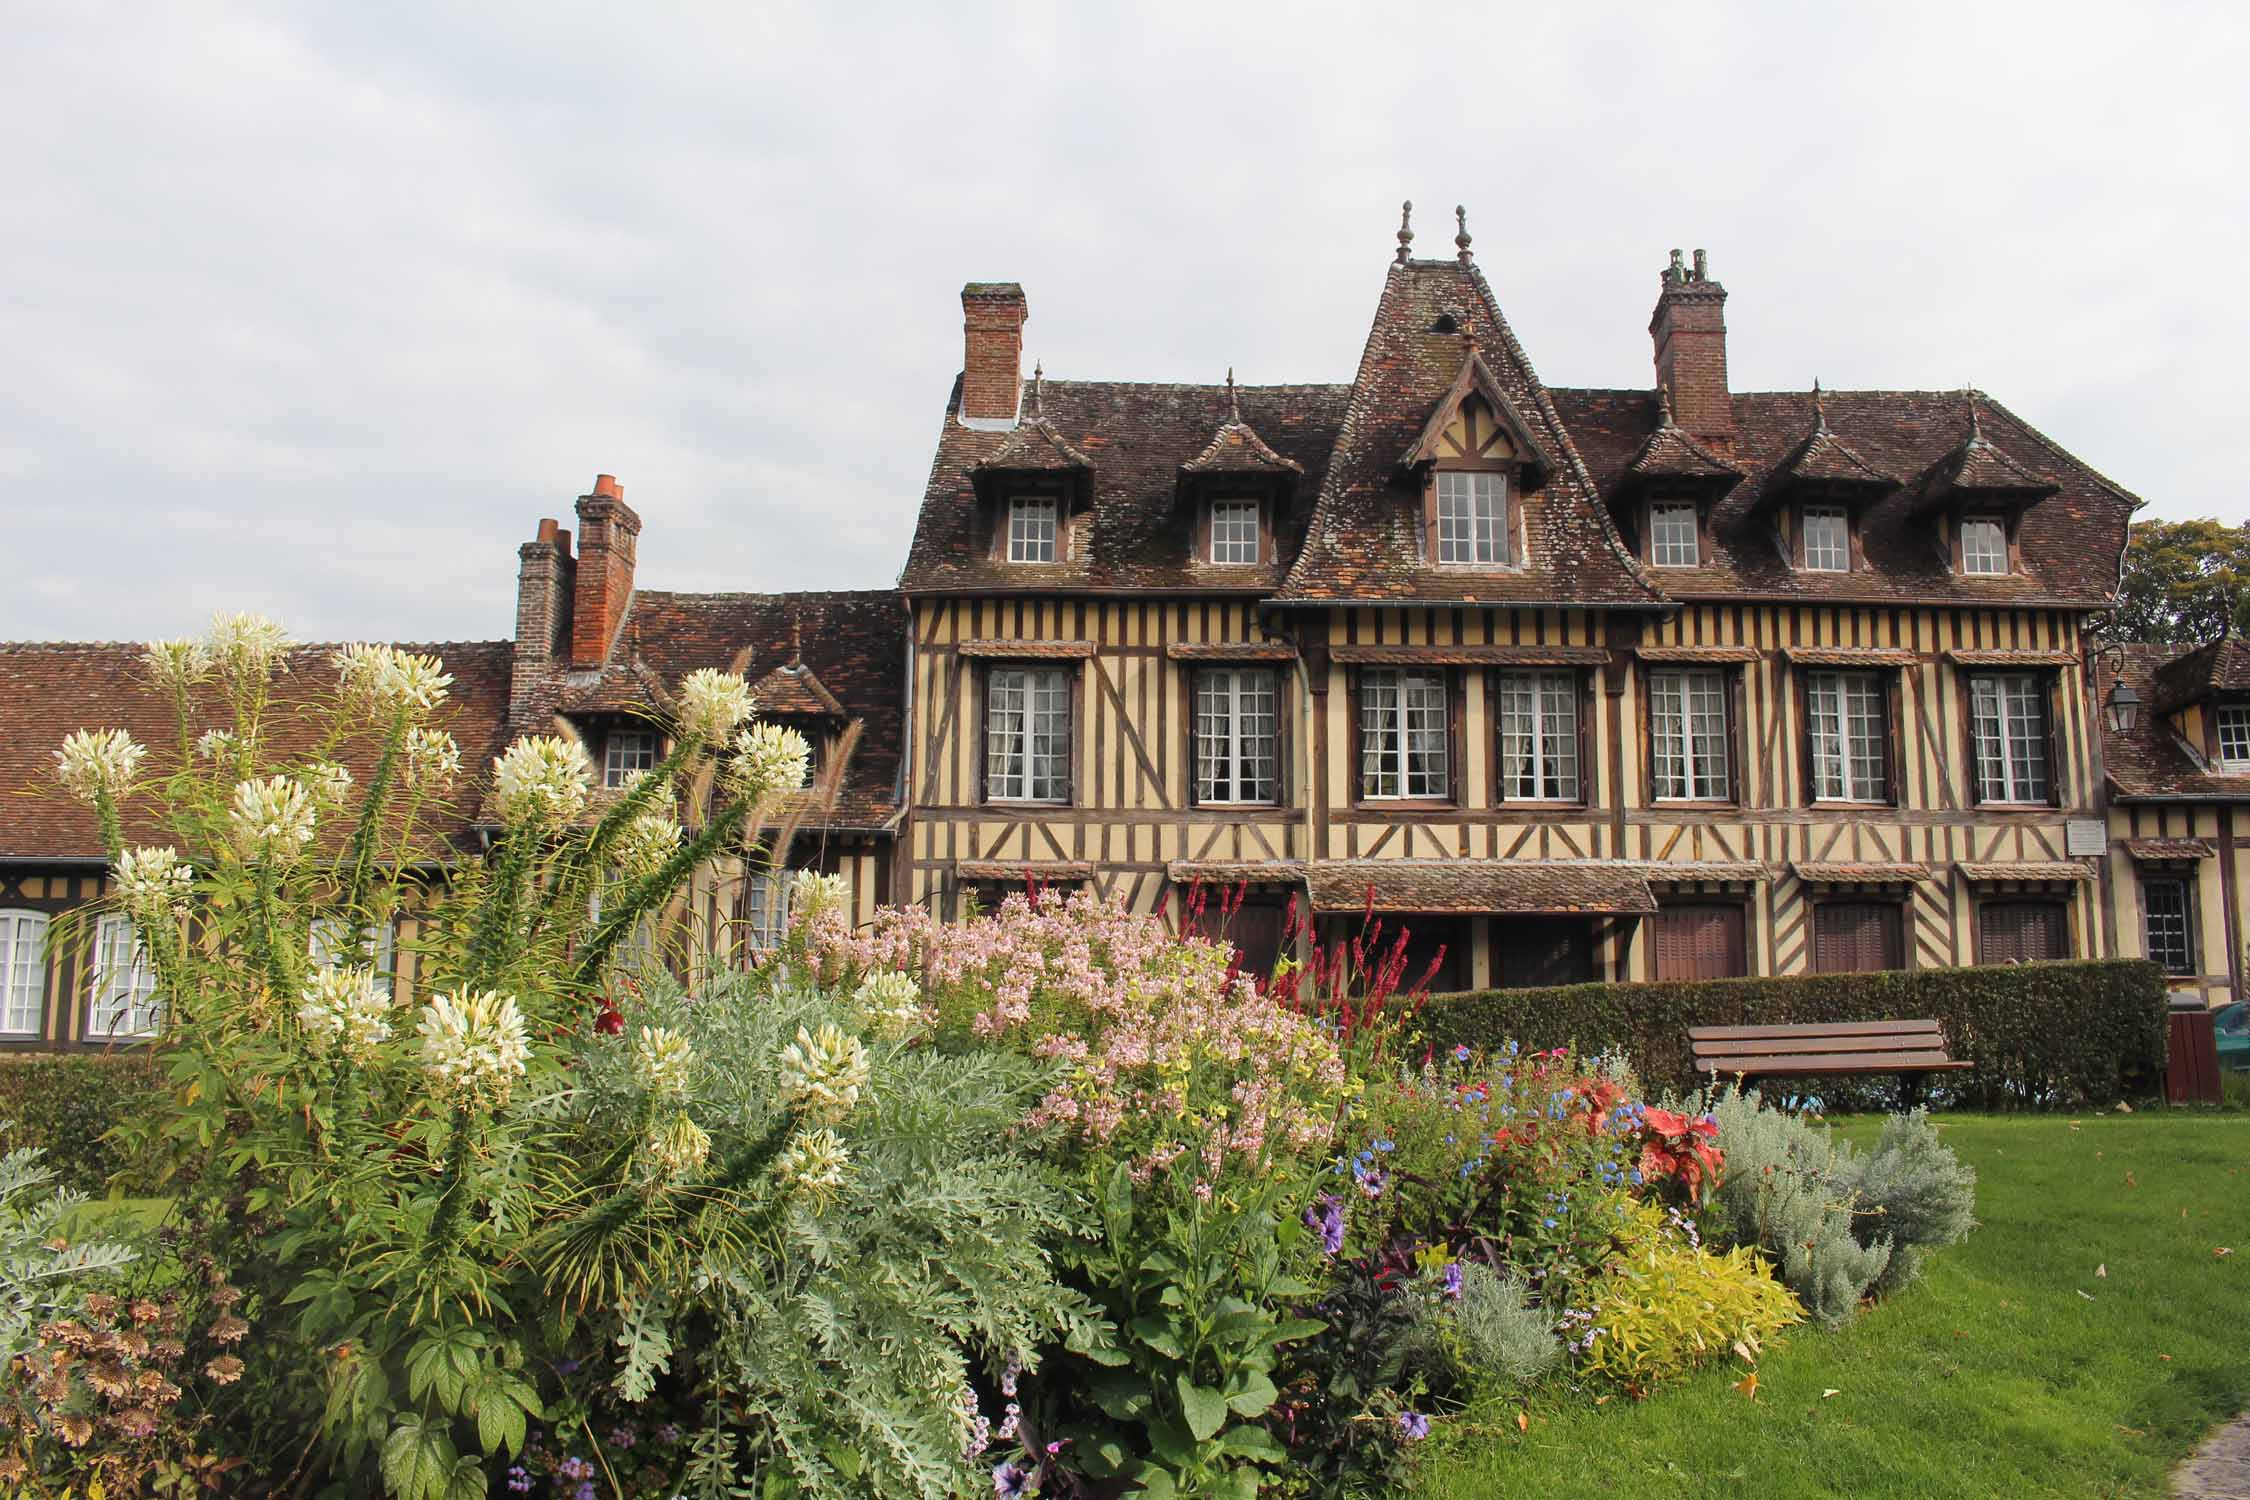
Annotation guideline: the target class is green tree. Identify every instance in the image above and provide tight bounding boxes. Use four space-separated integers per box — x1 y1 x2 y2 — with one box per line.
2112 517 2250 643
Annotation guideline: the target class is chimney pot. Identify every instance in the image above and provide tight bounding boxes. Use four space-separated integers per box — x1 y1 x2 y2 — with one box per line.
959 282 1029 424
536 516 560 544
592 473 622 499
571 477 642 666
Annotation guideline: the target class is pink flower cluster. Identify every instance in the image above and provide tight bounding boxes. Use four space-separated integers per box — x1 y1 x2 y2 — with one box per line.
814 888 1346 1191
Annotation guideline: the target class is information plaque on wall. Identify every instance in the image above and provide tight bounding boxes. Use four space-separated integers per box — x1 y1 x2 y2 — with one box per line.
2065 820 2106 858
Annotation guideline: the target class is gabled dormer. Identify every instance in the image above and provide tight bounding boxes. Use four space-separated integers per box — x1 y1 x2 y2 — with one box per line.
1906 395 2058 578
2149 635 2250 774
1618 385 1743 570
1177 371 1302 568
968 365 1093 566
556 647 677 790
1761 384 1894 575
750 643 850 791
1398 345 1553 570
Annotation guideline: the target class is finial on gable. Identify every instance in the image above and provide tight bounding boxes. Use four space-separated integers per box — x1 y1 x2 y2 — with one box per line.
1812 378 1828 431
789 609 803 667
1226 367 1239 422
1657 383 1676 428
1963 389 1985 444
1455 205 1472 263
1030 360 1045 419
1395 200 1414 264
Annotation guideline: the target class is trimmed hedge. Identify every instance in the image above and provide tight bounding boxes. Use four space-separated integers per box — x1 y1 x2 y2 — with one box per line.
1418 959 2168 1109
0 1052 166 1193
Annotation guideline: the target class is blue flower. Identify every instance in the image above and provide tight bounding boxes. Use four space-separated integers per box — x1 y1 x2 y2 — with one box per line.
1304 1193 1347 1255
1442 1262 1463 1299
1375 1139 1395 1153
1398 1411 1431 1441
1543 1217 1557 1229
1452 1044 1471 1062
993 1461 1031 1498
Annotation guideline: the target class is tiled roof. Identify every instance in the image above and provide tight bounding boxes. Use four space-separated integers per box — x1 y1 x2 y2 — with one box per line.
556 652 678 717
1957 861 2095 883
2100 642 2250 802
1182 381 1304 477
1277 260 1661 607
0 640 514 861
1165 859 1305 885
1304 859 1658 915
900 378 1350 596
1769 404 1893 495
1792 861 1932 883
2124 838 2214 862
2149 637 2250 714
1782 646 1920 667
957 860 1095 882
1905 403 2059 517
1558 387 2137 607
749 661 846 719
1626 413 1743 487
972 412 1092 475
570 589 907 832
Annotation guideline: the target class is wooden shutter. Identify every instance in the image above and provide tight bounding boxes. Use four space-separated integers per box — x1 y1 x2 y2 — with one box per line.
1653 903 1746 981
1979 900 2068 964
1814 901 1903 974
1495 917 1595 989
1400 918 1465 995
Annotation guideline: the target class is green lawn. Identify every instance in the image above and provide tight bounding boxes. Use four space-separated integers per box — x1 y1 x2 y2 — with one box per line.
1414 1112 2250 1499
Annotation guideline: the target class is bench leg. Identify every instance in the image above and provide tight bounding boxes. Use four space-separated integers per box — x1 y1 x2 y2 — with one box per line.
1897 1071 1929 1112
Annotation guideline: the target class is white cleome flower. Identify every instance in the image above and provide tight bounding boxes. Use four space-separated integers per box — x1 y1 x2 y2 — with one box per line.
633 1025 697 1097
772 1127 851 1204
853 971 928 1041
297 966 393 1061
302 760 354 809
678 668 755 744
490 736 592 833
724 722 811 802
611 809 682 879
417 989 531 1107
645 1112 711 1180
195 727 238 762
776 1022 871 1124
404 727 462 791
141 638 212 693
334 644 453 717
113 846 193 922
789 870 851 926
228 775 318 862
206 611 293 685
54 729 147 808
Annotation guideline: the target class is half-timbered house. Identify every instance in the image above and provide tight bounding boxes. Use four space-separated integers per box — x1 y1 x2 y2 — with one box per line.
899 217 2139 989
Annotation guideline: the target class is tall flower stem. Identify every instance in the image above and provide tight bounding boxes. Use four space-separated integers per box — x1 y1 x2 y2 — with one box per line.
339 707 409 930
571 798 751 989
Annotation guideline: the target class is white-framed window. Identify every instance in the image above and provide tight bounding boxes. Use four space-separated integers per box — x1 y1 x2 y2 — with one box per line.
1496 670 1580 801
986 666 1070 802
1650 668 1731 801
1969 672 2051 803
1961 516 2008 576
739 868 794 962
1210 500 1260 565
2142 875 2195 976
2216 705 2250 770
0 910 50 1037
1358 669 1449 800
309 916 400 998
604 730 658 789
1650 502 1700 567
1802 506 1850 572
1808 671 1887 802
587 881 658 973
1434 471 1507 566
87 914 161 1040
1007 495 1059 563
1194 668 1279 804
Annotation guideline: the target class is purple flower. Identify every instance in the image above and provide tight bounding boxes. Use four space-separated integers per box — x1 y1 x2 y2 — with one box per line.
574 1483 597 1500
993 1460 1031 1497
607 1424 638 1450
1452 1044 1471 1062
505 1467 532 1495
558 1457 593 1482
1304 1193 1346 1256
1442 1262 1463 1299
1398 1411 1430 1441
555 1358 579 1376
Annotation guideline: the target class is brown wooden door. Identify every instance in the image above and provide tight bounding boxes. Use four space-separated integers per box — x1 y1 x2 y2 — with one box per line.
1813 901 1903 974
1398 917 1466 995
1495 918 1595 989
1653 903 1747 981
1979 900 2068 963
1201 901 1287 983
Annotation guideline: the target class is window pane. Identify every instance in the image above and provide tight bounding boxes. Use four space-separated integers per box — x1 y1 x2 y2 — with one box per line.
986 669 1027 799
0 911 49 1035
1403 672 1449 797
1651 503 1699 567
2219 707 2250 768
1961 518 2007 575
1436 472 1505 565
1028 669 1069 799
1498 670 1578 799
1360 670 1447 798
739 870 791 963
1803 507 1849 571
1210 500 1259 565
88 915 160 1039
1359 669 1400 797
2143 878 2193 975
1008 497 1058 563
1652 669 1728 800
1809 671 1886 801
604 730 657 789
1970 672 2050 802
1196 669 1279 803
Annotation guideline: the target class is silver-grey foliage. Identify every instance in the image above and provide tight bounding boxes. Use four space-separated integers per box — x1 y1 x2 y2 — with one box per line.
0 1148 138 1362
1400 1262 1560 1394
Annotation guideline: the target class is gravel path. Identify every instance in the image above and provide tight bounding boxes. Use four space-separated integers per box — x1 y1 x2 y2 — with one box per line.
2177 1415 2250 1499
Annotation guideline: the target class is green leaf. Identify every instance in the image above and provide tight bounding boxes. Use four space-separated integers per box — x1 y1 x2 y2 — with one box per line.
1214 1466 1262 1500
1176 1375 1228 1441
1218 1424 1283 1459
1224 1369 1278 1417
1266 1316 1327 1346
1133 1466 1181 1500
1130 1314 1186 1360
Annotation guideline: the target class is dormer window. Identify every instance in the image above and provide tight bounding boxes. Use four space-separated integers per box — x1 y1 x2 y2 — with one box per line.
1650 501 1700 567
1960 516 2007 575
1435 471 1507 566
1007 495 1059 563
603 728 658 788
2217 705 2250 770
1802 505 1850 572
1210 498 1260 565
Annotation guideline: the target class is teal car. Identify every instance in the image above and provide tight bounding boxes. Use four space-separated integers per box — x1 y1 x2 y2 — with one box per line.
2218 1003 2250 1071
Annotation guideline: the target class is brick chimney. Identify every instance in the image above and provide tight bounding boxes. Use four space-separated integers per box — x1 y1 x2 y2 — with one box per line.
510 515 575 728
1649 248 1734 446
960 282 1028 426
570 474 641 667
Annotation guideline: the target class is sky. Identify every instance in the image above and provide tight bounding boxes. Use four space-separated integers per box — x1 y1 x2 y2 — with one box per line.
4 0 2244 644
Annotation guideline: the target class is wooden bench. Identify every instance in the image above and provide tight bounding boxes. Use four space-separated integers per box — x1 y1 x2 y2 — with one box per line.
1688 1019 1970 1104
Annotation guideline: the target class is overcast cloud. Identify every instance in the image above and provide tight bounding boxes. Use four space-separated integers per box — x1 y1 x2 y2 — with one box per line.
3 0 2243 643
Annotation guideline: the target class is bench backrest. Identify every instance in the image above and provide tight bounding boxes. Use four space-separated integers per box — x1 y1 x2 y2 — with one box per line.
1687 1018 1951 1066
